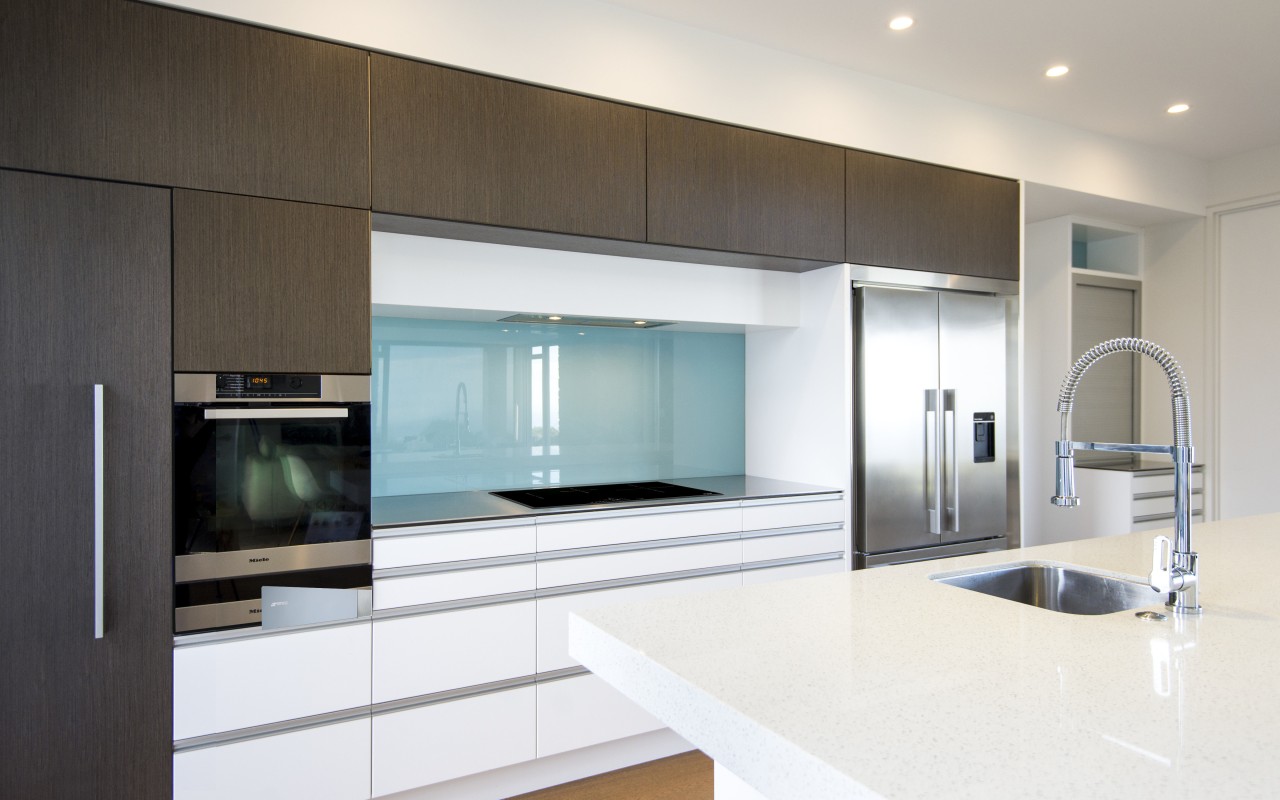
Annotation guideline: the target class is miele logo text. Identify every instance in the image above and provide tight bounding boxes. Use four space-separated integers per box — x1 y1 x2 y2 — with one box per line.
270 601 288 608
249 608 261 614
249 557 270 563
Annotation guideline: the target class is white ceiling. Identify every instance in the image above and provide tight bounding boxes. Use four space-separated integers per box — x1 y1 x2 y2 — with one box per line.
603 0 1280 162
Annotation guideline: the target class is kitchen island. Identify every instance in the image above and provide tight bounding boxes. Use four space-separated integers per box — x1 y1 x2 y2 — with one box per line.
569 514 1280 799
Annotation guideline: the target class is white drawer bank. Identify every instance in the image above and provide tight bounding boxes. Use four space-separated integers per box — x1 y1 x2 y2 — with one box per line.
1074 464 1206 537
173 491 845 800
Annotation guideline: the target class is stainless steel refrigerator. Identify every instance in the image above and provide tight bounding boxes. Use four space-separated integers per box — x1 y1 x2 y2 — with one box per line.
854 283 1012 567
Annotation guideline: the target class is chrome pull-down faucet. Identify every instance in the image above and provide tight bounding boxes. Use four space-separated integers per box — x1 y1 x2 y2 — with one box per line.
1051 338 1201 615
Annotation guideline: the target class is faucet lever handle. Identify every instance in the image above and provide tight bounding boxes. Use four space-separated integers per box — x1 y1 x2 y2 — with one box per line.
1149 535 1174 593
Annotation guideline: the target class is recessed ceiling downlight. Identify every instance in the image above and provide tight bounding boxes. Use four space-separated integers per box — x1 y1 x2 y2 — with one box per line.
1167 103 1191 114
1045 65 1069 78
889 16 914 31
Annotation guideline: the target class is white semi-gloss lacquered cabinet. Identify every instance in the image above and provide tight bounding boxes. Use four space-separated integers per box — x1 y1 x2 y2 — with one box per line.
174 717 372 800
536 571 742 673
372 685 537 797
536 673 664 759
373 600 536 703
173 621 372 741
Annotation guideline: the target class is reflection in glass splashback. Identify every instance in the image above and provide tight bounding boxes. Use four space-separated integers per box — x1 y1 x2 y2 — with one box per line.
371 318 745 496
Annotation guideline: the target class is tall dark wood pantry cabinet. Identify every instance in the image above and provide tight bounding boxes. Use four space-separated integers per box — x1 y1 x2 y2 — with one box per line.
0 170 173 798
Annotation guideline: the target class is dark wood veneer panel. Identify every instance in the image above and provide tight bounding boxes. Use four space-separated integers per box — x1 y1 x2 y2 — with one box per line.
0 0 369 207
0 169 172 798
846 150 1020 280
372 55 646 240
647 112 845 262
174 190 372 374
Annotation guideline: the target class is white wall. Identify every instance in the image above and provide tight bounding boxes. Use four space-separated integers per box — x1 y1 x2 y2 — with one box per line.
1214 200 1280 519
1021 217 1077 546
745 264 852 564
154 0 1207 216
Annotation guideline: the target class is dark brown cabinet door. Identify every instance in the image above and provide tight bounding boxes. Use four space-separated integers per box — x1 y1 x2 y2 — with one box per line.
647 112 845 263
174 190 372 374
846 150 1020 280
0 170 172 798
0 0 369 208
372 55 646 240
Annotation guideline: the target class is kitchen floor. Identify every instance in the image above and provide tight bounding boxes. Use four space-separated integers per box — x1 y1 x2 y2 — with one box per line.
510 751 712 800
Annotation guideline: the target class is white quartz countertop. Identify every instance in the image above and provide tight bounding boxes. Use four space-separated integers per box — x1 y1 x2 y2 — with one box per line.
569 514 1280 799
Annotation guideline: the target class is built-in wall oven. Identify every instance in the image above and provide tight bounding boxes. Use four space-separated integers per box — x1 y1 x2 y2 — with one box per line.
173 373 372 634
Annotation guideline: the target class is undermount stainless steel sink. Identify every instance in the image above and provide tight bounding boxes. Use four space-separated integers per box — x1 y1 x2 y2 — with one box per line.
930 561 1161 615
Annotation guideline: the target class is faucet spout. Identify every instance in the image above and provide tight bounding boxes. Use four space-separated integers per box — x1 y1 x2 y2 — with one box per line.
1050 338 1201 614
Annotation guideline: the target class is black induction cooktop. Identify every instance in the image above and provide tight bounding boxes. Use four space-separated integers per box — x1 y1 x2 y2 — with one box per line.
491 481 721 509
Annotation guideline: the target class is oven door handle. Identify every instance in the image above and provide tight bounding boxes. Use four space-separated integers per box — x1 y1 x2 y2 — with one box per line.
203 407 350 420
94 384 105 639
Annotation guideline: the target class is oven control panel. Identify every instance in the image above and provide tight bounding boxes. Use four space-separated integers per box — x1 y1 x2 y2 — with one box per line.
215 373 321 399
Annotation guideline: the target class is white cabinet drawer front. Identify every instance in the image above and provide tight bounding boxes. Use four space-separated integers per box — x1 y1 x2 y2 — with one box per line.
537 505 741 551
373 601 535 703
373 562 535 610
174 718 371 800
1132 493 1204 518
741 526 845 564
1132 471 1204 495
1133 513 1204 532
372 686 536 797
536 572 740 673
174 623 371 741
536 540 740 589
373 523 534 570
742 558 846 586
741 497 843 531
536 674 664 758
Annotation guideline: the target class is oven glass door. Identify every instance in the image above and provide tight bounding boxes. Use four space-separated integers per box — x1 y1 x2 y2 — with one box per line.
174 402 371 631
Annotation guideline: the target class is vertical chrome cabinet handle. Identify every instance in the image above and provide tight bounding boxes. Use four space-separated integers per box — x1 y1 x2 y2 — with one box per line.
94 384 104 639
924 389 940 535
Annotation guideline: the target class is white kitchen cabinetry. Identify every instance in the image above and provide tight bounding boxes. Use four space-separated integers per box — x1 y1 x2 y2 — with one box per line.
173 621 372 741
536 571 742 673
536 502 741 551
373 600 536 703
536 673 665 758
741 495 844 532
174 717 371 800
536 538 741 589
372 685 537 797
1074 465 1205 538
742 557 847 585
373 518 535 569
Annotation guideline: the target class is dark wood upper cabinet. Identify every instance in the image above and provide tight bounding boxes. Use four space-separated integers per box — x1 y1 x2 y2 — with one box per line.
371 55 646 240
0 0 369 208
846 150 1020 281
0 169 172 798
646 112 845 263
174 190 371 374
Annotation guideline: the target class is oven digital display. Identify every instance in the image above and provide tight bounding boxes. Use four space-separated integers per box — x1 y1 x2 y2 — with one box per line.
215 373 322 398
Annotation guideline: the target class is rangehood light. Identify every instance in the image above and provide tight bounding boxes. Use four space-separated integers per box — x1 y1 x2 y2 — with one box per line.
1167 103 1190 114
889 16 914 31
1045 65 1069 78
497 313 673 329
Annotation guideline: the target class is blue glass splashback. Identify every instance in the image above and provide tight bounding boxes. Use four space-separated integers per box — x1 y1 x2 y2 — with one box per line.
371 318 745 496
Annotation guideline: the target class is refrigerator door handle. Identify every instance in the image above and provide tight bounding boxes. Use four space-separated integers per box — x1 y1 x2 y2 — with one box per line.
942 389 958 533
925 389 940 535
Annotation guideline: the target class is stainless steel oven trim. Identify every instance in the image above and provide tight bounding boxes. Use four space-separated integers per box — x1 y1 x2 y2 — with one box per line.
174 373 371 403
203 407 350 420
175 539 372 584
